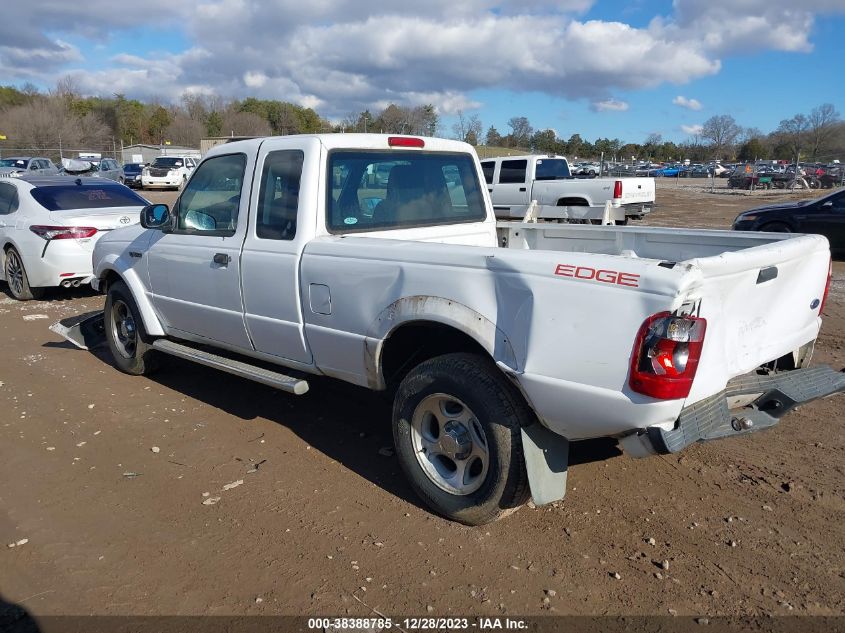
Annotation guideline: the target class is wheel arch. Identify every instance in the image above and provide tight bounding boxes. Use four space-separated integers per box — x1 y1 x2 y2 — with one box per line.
1 238 25 279
364 296 520 391
96 261 165 337
556 197 589 207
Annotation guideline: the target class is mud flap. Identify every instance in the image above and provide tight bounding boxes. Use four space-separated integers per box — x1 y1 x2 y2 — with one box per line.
520 423 569 506
49 311 106 350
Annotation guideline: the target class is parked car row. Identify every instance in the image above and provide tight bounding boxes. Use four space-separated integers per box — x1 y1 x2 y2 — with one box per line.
0 154 201 191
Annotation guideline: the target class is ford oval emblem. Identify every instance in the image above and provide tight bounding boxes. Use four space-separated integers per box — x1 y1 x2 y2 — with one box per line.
810 299 820 310
120 216 131 224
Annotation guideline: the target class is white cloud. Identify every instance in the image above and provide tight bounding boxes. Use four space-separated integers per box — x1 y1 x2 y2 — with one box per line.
673 95 703 110
0 0 842 117
681 124 704 135
591 99 629 112
243 71 268 89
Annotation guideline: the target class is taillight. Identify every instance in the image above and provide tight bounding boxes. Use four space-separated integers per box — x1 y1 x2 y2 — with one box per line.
629 312 707 400
613 180 622 199
388 136 425 148
30 225 98 240
819 258 832 315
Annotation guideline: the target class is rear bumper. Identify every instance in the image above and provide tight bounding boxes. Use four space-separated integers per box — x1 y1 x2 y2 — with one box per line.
637 366 845 454
621 202 652 219
21 240 96 288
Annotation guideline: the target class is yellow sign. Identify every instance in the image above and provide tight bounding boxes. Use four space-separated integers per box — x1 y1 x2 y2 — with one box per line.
164 140 171 145
0 134 6 140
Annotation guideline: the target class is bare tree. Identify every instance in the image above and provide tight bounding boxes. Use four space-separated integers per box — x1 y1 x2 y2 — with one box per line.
507 116 533 148
452 110 468 141
0 99 104 155
807 103 840 160
776 114 810 160
165 112 205 147
701 114 742 159
220 110 272 137
452 111 482 144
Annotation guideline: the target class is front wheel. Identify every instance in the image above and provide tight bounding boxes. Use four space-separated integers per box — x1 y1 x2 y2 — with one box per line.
105 280 160 375
4 247 43 301
392 353 532 525
760 222 792 233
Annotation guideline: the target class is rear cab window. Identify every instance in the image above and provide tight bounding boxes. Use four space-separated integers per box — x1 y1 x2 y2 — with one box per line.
535 159 571 180
327 151 486 233
481 161 495 184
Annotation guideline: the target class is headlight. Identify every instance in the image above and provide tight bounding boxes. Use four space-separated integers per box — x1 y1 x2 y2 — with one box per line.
168 170 177 176
8 171 22 178
734 213 758 223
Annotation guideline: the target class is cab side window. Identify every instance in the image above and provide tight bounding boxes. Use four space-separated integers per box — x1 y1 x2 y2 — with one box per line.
256 150 303 240
174 153 246 235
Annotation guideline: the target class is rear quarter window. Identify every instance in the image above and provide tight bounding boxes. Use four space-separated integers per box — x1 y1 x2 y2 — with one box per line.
499 159 527 184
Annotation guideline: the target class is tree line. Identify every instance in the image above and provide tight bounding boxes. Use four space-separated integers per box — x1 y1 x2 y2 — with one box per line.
0 81 841 164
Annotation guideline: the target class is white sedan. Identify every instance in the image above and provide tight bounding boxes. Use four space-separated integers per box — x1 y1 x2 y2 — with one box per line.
0 175 148 300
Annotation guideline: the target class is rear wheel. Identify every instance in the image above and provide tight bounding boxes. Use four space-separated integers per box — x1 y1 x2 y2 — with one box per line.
105 280 160 375
392 353 532 525
4 247 43 301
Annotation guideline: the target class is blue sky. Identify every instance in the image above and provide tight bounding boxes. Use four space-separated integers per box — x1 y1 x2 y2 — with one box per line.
2 1 844 144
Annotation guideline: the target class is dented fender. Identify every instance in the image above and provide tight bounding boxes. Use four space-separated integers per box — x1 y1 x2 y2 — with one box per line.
363 295 519 390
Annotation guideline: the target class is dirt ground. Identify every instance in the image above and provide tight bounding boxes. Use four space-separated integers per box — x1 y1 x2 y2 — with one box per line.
0 181 843 620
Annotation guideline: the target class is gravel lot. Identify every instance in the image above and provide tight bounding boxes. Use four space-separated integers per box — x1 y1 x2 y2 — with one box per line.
1 181 843 619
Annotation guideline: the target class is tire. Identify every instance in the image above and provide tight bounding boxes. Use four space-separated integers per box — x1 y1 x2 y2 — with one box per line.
4 247 44 301
392 353 532 525
104 280 160 375
760 222 792 233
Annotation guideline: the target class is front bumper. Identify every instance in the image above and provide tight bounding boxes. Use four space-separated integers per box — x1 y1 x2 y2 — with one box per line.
141 176 181 189
643 366 845 454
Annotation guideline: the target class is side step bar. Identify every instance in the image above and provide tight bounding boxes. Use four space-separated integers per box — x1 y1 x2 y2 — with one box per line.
152 339 309 395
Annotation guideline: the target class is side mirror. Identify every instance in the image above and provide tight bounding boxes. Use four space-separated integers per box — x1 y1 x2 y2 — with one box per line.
141 204 171 229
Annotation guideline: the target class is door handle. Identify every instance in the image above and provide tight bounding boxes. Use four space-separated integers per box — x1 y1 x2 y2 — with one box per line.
213 253 231 265
519 187 527 192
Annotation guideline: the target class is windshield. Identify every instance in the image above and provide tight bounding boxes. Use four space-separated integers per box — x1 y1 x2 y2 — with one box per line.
152 158 184 168
30 185 147 211
327 151 486 232
0 159 29 169
535 159 571 180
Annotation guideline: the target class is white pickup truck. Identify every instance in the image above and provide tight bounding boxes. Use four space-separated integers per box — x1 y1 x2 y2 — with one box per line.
64 134 842 525
480 154 655 224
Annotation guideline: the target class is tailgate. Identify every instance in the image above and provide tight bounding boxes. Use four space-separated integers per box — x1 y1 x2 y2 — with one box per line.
619 177 655 204
684 233 831 403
